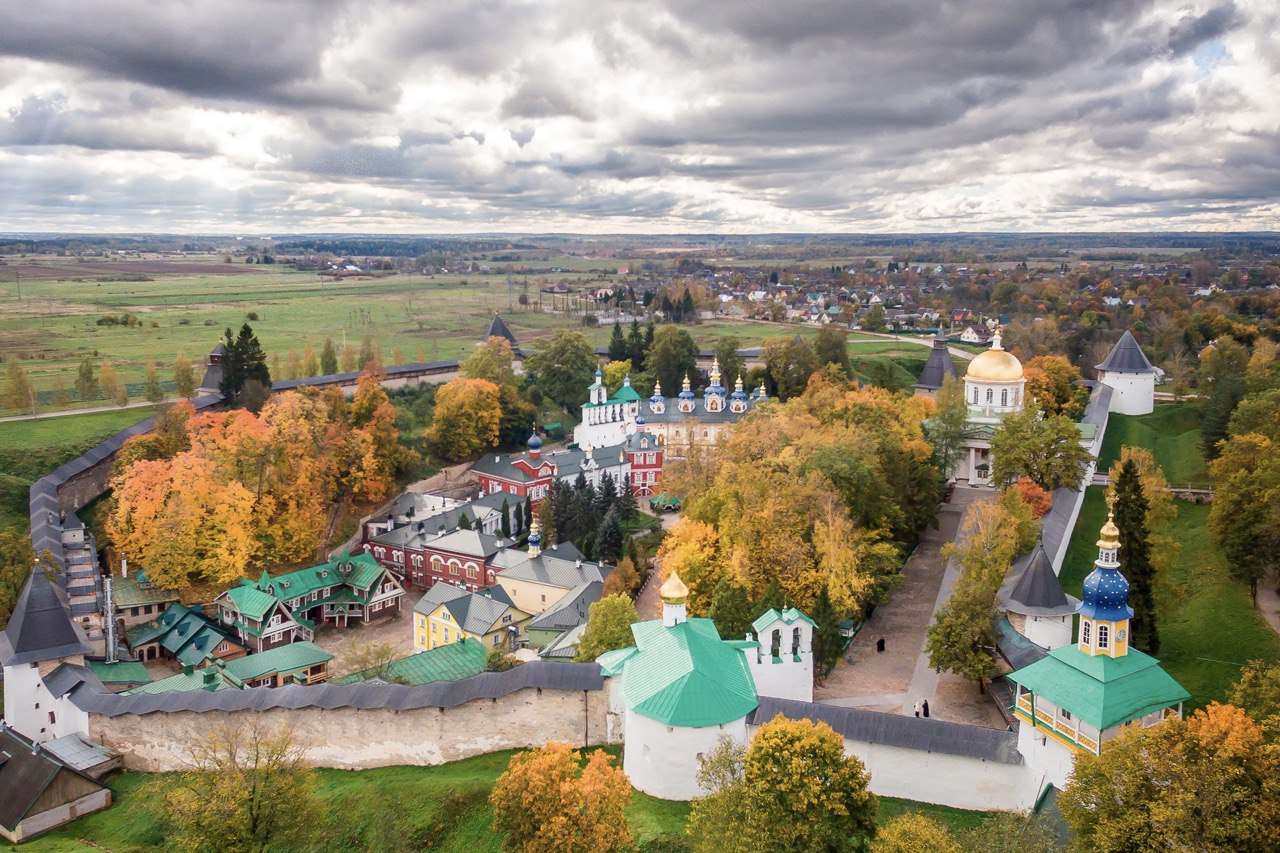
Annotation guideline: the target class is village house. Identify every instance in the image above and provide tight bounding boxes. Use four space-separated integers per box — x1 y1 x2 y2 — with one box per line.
491 522 612 618
125 602 246 665
213 553 405 653
127 642 333 694
413 583 529 652
109 570 179 629
0 724 112 843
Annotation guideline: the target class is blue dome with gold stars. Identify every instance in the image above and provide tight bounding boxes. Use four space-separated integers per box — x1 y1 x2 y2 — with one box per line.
1078 512 1133 621
1079 567 1133 621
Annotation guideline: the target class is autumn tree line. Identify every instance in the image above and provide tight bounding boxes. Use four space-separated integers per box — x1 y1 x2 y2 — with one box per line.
107 366 411 590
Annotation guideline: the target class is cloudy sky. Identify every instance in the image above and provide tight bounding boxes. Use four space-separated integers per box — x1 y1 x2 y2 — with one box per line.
0 0 1276 233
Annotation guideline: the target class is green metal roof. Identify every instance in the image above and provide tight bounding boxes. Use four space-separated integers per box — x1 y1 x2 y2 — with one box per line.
611 383 642 403
126 603 192 647
333 638 488 685
751 607 816 635
87 660 152 685
259 552 385 601
127 668 236 695
112 576 180 609
224 583 278 621
1008 645 1190 730
222 641 332 682
596 646 638 676
615 618 758 728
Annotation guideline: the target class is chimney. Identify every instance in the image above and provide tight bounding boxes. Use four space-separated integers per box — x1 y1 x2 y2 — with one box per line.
121 557 128 578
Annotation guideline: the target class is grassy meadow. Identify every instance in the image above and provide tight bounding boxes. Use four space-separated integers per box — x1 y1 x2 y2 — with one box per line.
1097 403 1209 487
17 748 995 852
0 260 594 411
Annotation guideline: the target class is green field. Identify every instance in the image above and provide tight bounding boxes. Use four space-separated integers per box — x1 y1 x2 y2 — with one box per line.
1058 488 1280 707
0 261 594 412
1097 403 1208 487
20 749 994 851
0 407 157 531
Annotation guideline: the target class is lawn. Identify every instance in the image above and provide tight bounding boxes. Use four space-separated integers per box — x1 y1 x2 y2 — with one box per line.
1097 403 1208 487
22 748 997 851
1058 487 1280 707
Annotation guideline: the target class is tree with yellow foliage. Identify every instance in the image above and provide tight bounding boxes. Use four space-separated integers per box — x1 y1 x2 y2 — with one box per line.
425 377 502 463
1060 703 1280 851
490 743 633 853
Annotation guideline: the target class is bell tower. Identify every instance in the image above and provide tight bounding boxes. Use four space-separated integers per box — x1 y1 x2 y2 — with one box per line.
1077 502 1133 659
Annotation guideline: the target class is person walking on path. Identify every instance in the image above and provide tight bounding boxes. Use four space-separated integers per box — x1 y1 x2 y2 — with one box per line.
913 701 920 718
922 699 930 718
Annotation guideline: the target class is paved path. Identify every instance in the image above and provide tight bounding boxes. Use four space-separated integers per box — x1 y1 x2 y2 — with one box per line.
816 486 1007 728
0 398 162 423
815 501 965 713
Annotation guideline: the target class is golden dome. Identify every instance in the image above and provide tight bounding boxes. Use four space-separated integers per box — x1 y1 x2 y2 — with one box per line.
660 570 689 604
1097 510 1121 550
965 331 1024 382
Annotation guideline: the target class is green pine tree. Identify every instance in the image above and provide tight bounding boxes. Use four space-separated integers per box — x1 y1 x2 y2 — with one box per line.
596 505 624 562
1113 460 1160 654
608 322 628 361
499 498 511 539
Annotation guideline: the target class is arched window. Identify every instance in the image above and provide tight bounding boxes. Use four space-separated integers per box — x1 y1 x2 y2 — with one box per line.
1082 621 1091 645
770 629 781 660
791 627 801 657
972 386 978 404
985 388 993 403
1001 389 1008 406
1098 624 1110 649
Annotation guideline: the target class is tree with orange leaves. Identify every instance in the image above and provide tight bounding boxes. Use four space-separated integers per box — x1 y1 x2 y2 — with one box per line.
1023 354 1087 418
489 743 633 853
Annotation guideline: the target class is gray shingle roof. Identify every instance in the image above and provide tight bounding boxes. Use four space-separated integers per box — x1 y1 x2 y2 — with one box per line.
1095 330 1154 374
43 663 105 699
0 725 107 832
1003 542 1078 616
749 697 1023 765
67 660 603 716
0 570 91 666
414 583 518 634
494 545 609 590
527 581 602 632
914 334 959 391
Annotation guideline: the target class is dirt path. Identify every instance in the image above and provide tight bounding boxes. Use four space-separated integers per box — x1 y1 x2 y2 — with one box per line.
1258 583 1280 638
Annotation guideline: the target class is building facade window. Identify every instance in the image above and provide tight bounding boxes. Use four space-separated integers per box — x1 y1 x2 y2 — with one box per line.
1082 621 1091 645
1098 624 1110 649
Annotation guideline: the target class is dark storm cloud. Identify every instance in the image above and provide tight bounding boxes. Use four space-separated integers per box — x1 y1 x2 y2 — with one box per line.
0 0 386 110
0 94 212 154
0 0 1275 231
1167 2 1241 54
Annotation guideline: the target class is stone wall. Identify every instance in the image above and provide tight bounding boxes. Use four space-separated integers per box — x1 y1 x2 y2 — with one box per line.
88 685 610 771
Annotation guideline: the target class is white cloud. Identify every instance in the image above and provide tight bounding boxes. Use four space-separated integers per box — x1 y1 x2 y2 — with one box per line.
0 0 1274 232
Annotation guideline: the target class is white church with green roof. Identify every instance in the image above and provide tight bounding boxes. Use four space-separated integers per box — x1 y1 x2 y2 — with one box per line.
598 571 814 800
1008 509 1189 790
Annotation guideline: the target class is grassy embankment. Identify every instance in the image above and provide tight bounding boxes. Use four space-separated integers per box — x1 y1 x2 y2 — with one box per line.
20 749 993 852
1058 405 1278 707
0 406 156 532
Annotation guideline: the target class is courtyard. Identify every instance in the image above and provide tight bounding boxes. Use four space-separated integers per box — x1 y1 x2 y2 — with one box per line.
816 487 1008 730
